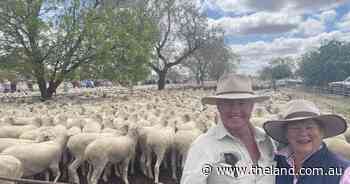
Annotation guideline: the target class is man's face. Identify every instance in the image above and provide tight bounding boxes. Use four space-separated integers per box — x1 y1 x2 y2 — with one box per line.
217 99 254 133
286 120 323 156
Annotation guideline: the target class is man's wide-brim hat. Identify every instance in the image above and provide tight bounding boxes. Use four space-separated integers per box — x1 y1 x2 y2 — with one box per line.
201 74 269 105
263 100 347 144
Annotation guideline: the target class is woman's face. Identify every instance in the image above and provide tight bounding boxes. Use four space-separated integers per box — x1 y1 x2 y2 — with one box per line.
286 119 323 157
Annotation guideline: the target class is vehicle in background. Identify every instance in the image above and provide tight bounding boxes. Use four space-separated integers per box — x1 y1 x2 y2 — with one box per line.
328 76 350 94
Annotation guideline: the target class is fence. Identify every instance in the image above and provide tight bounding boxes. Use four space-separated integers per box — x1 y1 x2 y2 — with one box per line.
0 82 218 103
0 176 74 184
295 85 350 97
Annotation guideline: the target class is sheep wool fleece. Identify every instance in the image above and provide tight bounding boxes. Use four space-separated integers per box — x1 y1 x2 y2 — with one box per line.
181 121 276 184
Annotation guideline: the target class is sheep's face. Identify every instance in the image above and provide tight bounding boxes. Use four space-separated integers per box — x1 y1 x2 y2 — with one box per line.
37 130 56 142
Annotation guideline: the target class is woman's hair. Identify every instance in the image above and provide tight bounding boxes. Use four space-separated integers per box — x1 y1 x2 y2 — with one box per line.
284 119 325 138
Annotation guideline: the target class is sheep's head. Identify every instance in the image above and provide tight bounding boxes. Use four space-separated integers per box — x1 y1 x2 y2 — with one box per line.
196 119 208 132
93 114 104 123
3 116 15 125
102 117 114 128
36 128 56 142
32 117 43 127
182 114 191 122
127 123 139 138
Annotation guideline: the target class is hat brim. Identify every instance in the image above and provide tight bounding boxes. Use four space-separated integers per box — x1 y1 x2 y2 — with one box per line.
263 114 347 144
201 93 269 105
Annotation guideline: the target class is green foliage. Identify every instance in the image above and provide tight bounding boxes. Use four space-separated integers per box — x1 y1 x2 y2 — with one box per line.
0 0 156 98
298 40 350 86
259 57 293 81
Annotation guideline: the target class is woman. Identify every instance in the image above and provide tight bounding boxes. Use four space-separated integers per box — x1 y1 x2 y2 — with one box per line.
263 99 350 184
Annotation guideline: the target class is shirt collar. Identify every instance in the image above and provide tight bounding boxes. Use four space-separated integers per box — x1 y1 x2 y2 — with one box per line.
213 117 267 142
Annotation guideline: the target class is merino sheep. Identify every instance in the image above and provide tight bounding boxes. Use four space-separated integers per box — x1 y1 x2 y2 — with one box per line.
143 116 177 183
0 155 23 184
0 117 42 138
324 138 350 160
1 127 68 182
67 127 128 184
84 124 139 184
173 119 208 173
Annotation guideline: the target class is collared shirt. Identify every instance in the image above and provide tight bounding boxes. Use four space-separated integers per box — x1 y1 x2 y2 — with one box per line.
276 145 350 184
180 120 276 184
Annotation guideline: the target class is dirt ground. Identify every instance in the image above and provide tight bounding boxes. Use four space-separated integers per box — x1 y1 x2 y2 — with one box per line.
282 87 350 120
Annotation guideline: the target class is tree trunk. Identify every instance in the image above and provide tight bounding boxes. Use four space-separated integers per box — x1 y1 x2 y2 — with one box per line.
157 70 167 90
195 72 201 85
37 77 48 100
47 80 62 99
37 78 62 101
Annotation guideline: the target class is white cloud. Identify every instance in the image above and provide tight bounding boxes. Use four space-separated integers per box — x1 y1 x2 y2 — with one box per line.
319 10 337 24
209 0 344 14
337 12 350 32
209 12 301 36
231 31 350 75
296 18 326 37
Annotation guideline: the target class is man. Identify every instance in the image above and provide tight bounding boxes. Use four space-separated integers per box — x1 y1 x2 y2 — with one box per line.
181 74 276 184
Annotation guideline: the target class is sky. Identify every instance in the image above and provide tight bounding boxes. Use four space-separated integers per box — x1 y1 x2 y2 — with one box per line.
200 0 350 75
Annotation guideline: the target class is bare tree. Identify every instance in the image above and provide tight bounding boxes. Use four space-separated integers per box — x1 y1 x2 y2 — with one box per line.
145 0 208 90
183 31 239 84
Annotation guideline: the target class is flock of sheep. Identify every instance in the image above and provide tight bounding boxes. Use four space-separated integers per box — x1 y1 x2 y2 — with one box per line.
0 88 350 184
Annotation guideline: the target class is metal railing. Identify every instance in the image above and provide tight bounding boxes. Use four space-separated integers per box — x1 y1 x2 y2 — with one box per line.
0 176 74 184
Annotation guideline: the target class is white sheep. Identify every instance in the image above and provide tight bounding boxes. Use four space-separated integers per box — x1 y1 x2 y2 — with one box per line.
0 138 41 152
84 123 139 184
67 127 127 184
143 116 177 183
173 119 208 173
324 138 350 160
0 117 42 138
0 155 23 184
1 126 68 182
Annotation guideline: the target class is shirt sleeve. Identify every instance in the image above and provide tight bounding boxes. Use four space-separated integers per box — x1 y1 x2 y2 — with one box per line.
180 140 214 184
340 167 350 184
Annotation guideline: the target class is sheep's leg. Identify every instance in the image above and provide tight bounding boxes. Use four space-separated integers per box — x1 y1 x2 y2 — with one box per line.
114 164 121 177
154 149 166 184
130 153 135 175
45 170 50 181
171 147 178 181
162 154 168 169
140 151 148 176
89 161 107 184
145 147 154 179
87 164 93 182
121 159 130 184
68 158 83 183
182 152 188 169
102 163 111 182
82 161 89 177
50 163 61 183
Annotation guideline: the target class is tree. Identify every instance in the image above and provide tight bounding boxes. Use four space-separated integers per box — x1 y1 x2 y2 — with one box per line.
145 0 208 90
0 0 155 100
183 30 239 85
259 57 293 89
298 39 350 86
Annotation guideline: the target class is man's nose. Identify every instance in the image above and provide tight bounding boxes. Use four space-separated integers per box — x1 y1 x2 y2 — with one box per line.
298 127 309 135
229 103 241 112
